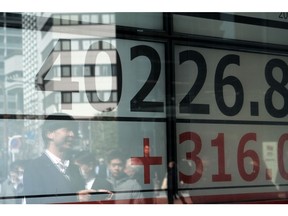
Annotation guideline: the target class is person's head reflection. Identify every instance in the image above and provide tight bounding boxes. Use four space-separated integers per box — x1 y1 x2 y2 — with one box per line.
42 113 78 160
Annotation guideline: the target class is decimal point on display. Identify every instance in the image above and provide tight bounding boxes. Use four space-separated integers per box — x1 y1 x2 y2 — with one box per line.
250 102 259 116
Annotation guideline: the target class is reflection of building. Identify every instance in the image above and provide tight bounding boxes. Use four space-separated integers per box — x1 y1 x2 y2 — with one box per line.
0 13 22 59
22 13 39 123
0 12 120 163
37 13 118 117
1 13 24 128
0 13 23 133
20 13 119 154
5 55 24 143
0 13 23 180
22 13 42 158
5 55 23 116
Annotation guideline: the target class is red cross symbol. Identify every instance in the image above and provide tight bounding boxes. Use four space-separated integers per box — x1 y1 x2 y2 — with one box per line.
130 138 162 184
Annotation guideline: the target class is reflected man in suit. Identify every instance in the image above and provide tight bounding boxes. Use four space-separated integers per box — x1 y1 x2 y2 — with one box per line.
23 113 86 204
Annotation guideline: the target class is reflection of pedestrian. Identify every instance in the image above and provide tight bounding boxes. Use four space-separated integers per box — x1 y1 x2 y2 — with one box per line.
162 161 192 204
124 158 142 180
75 152 113 202
167 161 178 203
124 158 151 203
0 160 25 204
106 149 144 204
95 158 109 178
23 113 86 204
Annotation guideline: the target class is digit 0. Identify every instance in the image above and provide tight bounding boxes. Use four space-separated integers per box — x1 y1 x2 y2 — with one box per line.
278 133 288 180
84 41 122 112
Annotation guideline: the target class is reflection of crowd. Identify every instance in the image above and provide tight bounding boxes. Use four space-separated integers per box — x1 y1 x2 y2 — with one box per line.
0 160 25 204
0 113 169 204
20 113 147 204
1 111 204 205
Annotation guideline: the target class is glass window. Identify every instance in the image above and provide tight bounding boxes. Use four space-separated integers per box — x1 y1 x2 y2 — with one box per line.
86 92 92 102
54 40 61 51
103 91 111 101
111 91 117 102
81 14 90 24
102 13 112 24
3 12 288 205
95 65 100 76
82 40 91 50
61 14 70 25
61 66 71 77
102 65 111 76
72 65 82 77
90 41 99 50
102 40 112 50
62 40 71 51
90 14 99 24
111 64 117 76
72 92 80 103
92 92 100 102
71 40 79 50
115 13 163 30
70 14 79 25
62 92 72 103
84 66 92 76
53 66 61 77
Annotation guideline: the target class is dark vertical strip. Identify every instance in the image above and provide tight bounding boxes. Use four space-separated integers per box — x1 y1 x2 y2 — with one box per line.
164 12 178 204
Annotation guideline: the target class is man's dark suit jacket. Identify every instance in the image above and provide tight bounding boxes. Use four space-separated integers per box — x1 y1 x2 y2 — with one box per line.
23 153 85 204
